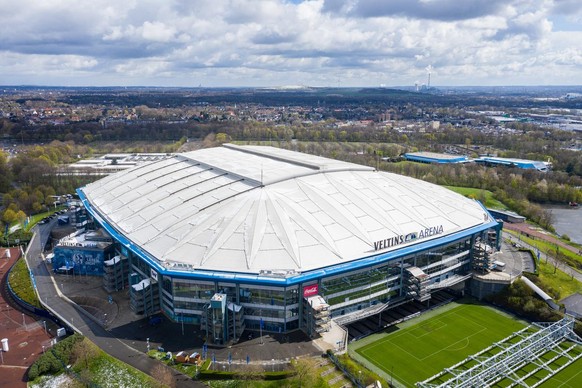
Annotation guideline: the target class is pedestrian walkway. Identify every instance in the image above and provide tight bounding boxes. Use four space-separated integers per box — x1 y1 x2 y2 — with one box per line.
504 223 582 256
22 223 205 388
504 229 582 284
0 247 52 388
22 222 328 386
315 319 348 353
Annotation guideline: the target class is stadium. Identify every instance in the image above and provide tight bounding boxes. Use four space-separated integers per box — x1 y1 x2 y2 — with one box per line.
74 144 502 345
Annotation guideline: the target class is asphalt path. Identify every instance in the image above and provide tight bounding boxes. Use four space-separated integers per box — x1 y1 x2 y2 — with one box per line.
504 231 582 284
25 220 203 387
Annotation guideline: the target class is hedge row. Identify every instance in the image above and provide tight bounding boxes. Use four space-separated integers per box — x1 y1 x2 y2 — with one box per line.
198 369 293 380
28 333 84 381
8 257 40 308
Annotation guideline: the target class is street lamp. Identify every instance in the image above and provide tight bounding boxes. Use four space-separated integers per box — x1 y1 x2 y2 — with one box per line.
43 320 47 334
259 309 263 345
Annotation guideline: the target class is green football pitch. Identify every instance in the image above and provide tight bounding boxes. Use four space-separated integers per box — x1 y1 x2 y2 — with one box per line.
538 358 582 388
352 302 527 387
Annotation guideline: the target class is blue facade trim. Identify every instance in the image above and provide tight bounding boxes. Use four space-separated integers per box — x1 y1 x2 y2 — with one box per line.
78 188 499 287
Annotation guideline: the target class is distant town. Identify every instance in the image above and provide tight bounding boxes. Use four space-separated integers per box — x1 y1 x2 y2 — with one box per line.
2 85 582 388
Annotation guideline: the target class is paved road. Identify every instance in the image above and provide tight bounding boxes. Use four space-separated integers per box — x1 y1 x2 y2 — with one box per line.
504 231 582 284
25 221 203 387
505 223 582 256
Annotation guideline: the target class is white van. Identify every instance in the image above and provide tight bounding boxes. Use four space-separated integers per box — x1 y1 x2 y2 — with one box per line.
493 260 506 271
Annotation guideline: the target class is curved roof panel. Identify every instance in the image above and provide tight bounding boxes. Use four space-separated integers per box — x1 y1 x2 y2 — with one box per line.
80 144 492 274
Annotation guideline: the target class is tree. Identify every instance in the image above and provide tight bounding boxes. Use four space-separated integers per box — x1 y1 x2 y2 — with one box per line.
215 132 229 144
292 358 320 387
2 208 17 225
71 338 99 369
16 210 27 226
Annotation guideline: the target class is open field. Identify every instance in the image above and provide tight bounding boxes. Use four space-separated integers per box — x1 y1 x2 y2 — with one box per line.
444 186 507 210
352 302 526 387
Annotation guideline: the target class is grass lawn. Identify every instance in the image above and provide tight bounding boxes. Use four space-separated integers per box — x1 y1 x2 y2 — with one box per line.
504 229 582 272
29 336 160 388
538 357 582 388
351 302 526 387
536 260 582 300
444 186 507 209
8 258 40 307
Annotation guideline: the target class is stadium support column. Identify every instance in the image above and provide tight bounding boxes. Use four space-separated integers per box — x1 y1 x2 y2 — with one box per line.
469 234 476 264
399 259 405 297
495 220 503 251
208 293 228 345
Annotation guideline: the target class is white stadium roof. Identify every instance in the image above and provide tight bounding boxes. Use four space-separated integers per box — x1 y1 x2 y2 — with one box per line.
80 144 492 275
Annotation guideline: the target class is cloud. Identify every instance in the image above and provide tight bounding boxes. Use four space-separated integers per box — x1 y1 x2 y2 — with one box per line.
322 0 508 21
0 0 580 86
251 29 298 45
551 0 582 15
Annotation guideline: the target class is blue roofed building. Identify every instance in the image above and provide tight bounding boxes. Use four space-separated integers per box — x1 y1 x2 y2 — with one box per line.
404 152 469 164
474 157 550 171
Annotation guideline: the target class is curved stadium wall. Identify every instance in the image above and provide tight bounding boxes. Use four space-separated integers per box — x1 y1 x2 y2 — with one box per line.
77 144 501 342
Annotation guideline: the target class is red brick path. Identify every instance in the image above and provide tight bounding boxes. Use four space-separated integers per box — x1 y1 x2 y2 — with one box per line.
0 247 53 388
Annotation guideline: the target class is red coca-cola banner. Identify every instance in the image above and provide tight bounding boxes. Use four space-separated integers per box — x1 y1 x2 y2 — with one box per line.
303 284 319 297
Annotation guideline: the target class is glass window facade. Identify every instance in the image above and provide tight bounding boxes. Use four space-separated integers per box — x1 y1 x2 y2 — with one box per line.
103 213 496 336
173 279 215 299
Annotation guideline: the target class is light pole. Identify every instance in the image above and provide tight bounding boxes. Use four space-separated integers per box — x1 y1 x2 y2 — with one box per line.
43 320 47 334
42 345 45 354
259 309 263 345
22 313 26 329
104 313 107 326
146 337 150 352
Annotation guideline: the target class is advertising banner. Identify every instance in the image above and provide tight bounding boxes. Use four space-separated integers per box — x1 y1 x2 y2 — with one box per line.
303 284 319 298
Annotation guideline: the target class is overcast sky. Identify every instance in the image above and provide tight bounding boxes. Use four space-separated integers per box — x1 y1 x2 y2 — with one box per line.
1 0 581 87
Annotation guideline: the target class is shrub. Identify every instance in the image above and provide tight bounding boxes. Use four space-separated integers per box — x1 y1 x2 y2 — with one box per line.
28 363 39 381
7 258 40 307
487 279 562 323
28 334 84 381
337 353 387 387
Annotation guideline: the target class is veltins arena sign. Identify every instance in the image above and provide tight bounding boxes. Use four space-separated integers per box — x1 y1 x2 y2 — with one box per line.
373 225 444 251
